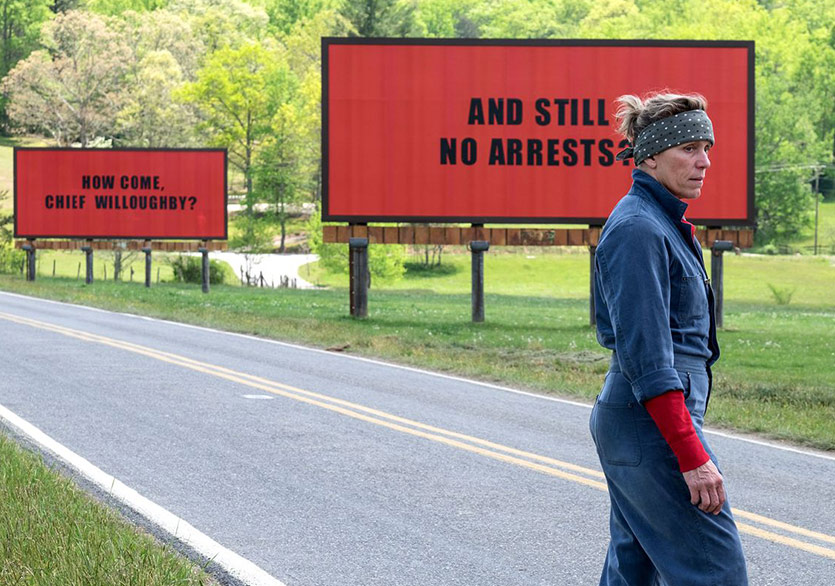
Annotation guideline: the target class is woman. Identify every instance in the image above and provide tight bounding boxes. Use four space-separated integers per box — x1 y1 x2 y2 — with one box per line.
590 92 748 585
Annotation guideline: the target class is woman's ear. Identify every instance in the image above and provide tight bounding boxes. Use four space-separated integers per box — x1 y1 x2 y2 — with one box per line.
642 156 658 170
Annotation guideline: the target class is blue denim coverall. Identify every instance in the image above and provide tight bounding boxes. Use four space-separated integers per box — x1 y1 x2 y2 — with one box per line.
590 169 748 585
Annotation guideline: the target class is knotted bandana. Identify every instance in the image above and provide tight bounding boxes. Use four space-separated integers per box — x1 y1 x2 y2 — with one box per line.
615 110 714 165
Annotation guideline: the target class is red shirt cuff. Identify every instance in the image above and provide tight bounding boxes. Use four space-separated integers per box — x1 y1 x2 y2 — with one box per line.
645 390 710 472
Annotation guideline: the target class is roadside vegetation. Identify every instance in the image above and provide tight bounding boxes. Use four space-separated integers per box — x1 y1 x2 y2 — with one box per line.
1 250 833 451
0 432 216 585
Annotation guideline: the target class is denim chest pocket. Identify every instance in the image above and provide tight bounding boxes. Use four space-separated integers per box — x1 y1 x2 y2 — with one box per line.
677 275 708 321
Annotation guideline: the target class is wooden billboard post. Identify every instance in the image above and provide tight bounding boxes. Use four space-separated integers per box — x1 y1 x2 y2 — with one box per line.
142 242 152 288
711 240 734 328
349 237 369 318
469 240 489 322
22 240 35 281
198 242 210 294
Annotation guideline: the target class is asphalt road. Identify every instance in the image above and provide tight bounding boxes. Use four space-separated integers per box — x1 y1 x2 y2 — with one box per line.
1 291 833 585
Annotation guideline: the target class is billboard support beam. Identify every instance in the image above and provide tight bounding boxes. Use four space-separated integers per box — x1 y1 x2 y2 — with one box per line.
469 240 489 323
711 240 734 328
22 240 35 281
142 242 152 288
349 237 369 318
198 243 210 294
81 241 94 284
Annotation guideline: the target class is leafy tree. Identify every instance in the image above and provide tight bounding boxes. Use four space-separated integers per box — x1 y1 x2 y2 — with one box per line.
0 0 52 130
167 0 269 51
117 8 205 80
1 10 131 145
181 41 289 202
85 0 169 15
180 38 296 255
254 104 306 253
262 0 335 36
338 0 423 36
283 9 353 204
467 0 589 38
115 50 198 147
414 0 480 37
0 0 52 77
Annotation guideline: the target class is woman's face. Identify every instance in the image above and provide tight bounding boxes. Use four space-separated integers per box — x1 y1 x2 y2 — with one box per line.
643 140 712 200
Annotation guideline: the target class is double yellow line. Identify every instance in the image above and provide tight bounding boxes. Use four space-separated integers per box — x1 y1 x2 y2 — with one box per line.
1 310 834 561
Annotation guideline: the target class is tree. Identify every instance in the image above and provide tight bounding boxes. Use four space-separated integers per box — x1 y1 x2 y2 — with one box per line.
0 0 52 129
115 50 198 147
254 102 306 253
467 0 589 38
1 10 130 145
338 0 423 37
180 39 295 253
117 7 205 81
167 0 269 52
85 0 169 15
413 0 480 37
262 0 335 36
283 10 353 203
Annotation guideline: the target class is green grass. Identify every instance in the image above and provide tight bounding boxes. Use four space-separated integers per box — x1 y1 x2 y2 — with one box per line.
1 250 833 450
0 432 216 585
308 247 593 297
794 199 835 253
20 250 239 286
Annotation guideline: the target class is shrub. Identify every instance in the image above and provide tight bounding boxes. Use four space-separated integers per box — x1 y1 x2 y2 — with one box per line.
306 211 406 284
168 255 227 285
0 242 24 275
766 282 795 305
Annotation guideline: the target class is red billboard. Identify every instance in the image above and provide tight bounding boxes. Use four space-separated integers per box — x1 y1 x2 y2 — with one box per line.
323 39 754 225
14 148 227 239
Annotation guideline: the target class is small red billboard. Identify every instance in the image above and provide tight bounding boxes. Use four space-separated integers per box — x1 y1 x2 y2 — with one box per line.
14 148 227 239
323 39 754 225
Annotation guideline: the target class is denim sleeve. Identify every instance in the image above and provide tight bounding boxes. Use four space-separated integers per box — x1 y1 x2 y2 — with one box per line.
596 218 684 403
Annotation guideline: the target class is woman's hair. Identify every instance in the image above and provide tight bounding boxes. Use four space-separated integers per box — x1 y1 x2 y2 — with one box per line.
615 92 708 143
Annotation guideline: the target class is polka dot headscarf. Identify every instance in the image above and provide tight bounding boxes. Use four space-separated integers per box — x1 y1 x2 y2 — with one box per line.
615 109 715 166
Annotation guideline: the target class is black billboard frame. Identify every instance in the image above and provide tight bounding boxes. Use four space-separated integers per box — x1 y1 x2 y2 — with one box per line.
321 37 756 228
13 147 229 241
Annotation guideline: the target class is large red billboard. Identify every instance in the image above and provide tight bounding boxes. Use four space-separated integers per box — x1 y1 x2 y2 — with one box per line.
14 148 227 239
323 39 754 225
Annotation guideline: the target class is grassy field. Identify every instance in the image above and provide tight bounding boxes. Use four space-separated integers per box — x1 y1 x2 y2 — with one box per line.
0 432 216 585
794 199 835 253
307 247 835 307
1 250 833 451
16 249 243 286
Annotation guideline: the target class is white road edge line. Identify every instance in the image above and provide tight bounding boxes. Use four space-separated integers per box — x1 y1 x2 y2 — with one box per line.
3 290 834 463
0 401 287 586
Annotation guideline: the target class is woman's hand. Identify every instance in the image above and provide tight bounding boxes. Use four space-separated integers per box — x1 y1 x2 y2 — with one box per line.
683 459 725 515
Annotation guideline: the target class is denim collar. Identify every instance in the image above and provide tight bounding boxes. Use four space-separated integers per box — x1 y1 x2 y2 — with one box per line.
630 169 688 223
